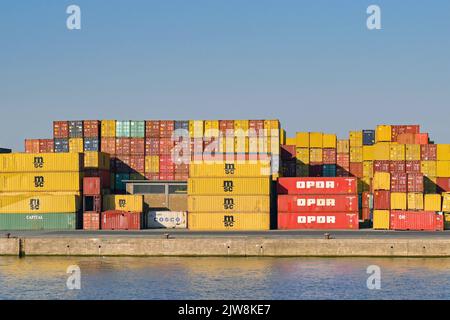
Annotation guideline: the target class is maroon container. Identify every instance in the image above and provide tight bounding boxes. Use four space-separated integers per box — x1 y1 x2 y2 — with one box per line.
84 169 111 189
25 139 40 153
373 190 390 210
83 120 100 137
146 120 160 138
101 211 141 230
407 173 424 193
129 155 145 174
281 145 296 161
145 138 160 155
391 172 407 193
391 125 420 141
436 177 450 192
373 160 390 172
130 138 145 155
389 161 406 173
421 144 437 160
83 212 101 230
390 211 443 231
396 133 415 144
53 121 69 139
160 138 174 155
83 177 101 195
116 138 131 155
323 148 337 164
405 160 421 173
159 120 175 138
101 137 116 155
39 139 54 153
349 162 363 178
361 192 371 208
361 207 371 221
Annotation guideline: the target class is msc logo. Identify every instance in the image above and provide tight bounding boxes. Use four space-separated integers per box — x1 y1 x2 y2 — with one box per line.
223 215 235 227
223 181 234 192
223 198 234 210
33 157 44 169
34 176 45 188
29 199 40 210
118 199 127 208
224 163 235 174
297 198 336 207
297 216 336 224
296 181 335 189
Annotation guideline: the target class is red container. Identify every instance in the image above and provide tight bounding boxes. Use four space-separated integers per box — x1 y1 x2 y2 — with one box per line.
146 120 160 138
361 207 371 221
396 133 415 144
159 155 175 171
159 172 175 180
391 125 420 141
114 156 131 173
101 211 141 230
362 192 371 208
83 177 101 195
39 139 54 153
130 138 145 155
129 155 145 174
436 177 450 192
25 139 40 153
323 149 337 164
389 161 405 173
84 169 111 189
390 211 444 231
277 177 357 195
415 133 429 145
407 173 424 193
83 212 101 230
160 138 174 155
391 172 407 193
281 145 296 161
421 144 437 160
145 138 160 155
83 120 100 137
249 120 264 134
219 120 234 133
374 160 390 172
405 160 421 173
159 120 175 138
53 121 69 139
373 190 390 210
349 162 363 178
101 137 116 155
116 138 131 155
277 212 359 230
278 194 358 213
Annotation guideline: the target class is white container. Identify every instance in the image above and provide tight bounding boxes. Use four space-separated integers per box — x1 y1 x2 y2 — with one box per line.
145 211 187 229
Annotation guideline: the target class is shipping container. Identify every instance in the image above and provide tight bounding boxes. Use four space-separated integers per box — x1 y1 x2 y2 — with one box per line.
188 195 270 213
436 177 450 192
437 161 450 177
349 162 363 178
189 161 271 178
145 120 160 138
130 121 145 138
189 120 204 138
0 172 81 193
84 138 99 152
322 134 336 148
396 133 415 145
103 194 143 212
363 161 373 178
391 172 407 193
188 212 270 231
277 212 359 230
424 194 442 211
390 192 407 210
390 211 443 231
145 211 187 229
405 160 421 173
322 164 336 177
373 160 390 173
281 145 296 161
114 173 130 192
69 138 84 153
54 138 69 153
389 144 405 161
0 213 77 230
188 177 270 195
374 142 390 160
160 120 175 138
389 161 405 173
407 173 424 193
350 147 363 163
296 148 310 164
437 144 450 161
362 130 375 146
441 193 450 211
373 172 390 190
373 210 390 229
277 177 357 195
424 177 437 194
373 190 390 210
0 194 80 214
407 193 424 210
309 132 323 148
83 120 100 138
84 152 110 170
421 144 437 161
101 120 116 138
0 153 83 173
25 139 40 153
83 212 100 230
421 161 437 177
362 145 375 161
349 131 362 147
84 169 111 189
129 155 145 173
278 194 358 213
83 177 101 196
405 144 421 161
415 133 429 145
101 211 141 230
101 137 116 155
53 121 69 139
116 138 131 155
337 139 350 154
376 125 392 142
116 120 131 138
68 121 83 138
39 139 54 153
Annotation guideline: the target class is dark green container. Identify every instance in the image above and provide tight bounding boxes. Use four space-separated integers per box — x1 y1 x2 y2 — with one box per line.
0 213 77 230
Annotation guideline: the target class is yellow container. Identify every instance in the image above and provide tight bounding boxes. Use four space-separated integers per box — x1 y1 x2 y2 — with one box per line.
389 144 405 161
323 134 337 148
350 147 363 163
363 161 374 178
280 129 286 145
0 194 80 214
309 132 323 148
376 125 392 142
296 148 310 164
145 156 160 173
286 137 296 146
421 161 437 177
295 132 309 148
374 142 390 160
437 161 450 177
234 120 249 133
309 148 323 163
263 119 280 130
188 213 270 231
189 120 204 138
363 146 375 161
84 152 110 170
103 195 144 212
69 138 84 153
188 177 270 195
391 192 407 210
437 144 450 161
373 210 390 230
424 194 442 211
0 153 83 173
0 172 81 193
204 120 219 137
101 120 116 137
349 131 363 147
189 162 271 178
188 195 270 212
337 139 350 154
373 172 390 190
405 144 421 161
407 193 424 210
442 193 450 212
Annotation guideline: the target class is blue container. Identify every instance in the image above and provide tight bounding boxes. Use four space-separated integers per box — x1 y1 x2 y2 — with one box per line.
174 121 189 130
323 164 336 177
363 130 375 146
84 138 99 151
68 121 83 138
54 139 69 153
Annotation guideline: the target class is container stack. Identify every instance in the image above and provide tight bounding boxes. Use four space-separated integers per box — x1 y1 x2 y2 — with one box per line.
187 161 272 230
82 177 102 230
0 153 83 230
102 194 144 230
277 177 359 229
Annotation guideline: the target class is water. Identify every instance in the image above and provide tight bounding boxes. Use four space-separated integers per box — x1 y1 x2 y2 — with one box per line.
1 256 450 300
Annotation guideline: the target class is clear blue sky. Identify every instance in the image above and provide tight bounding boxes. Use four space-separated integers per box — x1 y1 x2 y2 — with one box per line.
1 1 449 151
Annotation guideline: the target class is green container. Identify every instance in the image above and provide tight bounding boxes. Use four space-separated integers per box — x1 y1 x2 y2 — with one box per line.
0 213 77 230
130 121 145 138
115 173 130 192
116 120 131 137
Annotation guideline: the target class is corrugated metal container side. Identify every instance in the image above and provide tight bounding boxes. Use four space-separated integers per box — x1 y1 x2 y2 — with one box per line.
373 160 390 172
391 172 407 192
405 144 421 161
349 162 363 178
278 194 358 212
25 139 40 153
390 192 407 210
441 193 450 211
39 139 54 153
415 133 429 145
389 144 405 161
281 145 296 161
68 121 83 138
69 138 84 153
437 161 450 177
101 211 141 230
390 211 443 231
144 211 187 229
389 160 405 173
114 173 130 192
309 148 323 163
407 173 424 193
277 177 357 195
322 149 336 164
436 178 450 192
309 132 323 148
421 144 437 161
116 120 131 138
0 213 77 230
84 152 110 170
437 144 450 161
373 210 390 230
296 148 310 164
103 194 144 212
396 133 415 144
189 162 271 177
83 120 100 138
322 134 336 148
363 161 374 178
407 193 424 210
53 121 69 139
83 212 100 230
424 194 442 211
376 125 392 142
362 145 375 161
349 131 362 147
337 139 350 153
130 121 145 138
54 139 69 153
295 132 309 148
373 172 390 190
421 161 437 177
188 195 270 212
322 164 336 177
101 120 116 137
0 172 82 193
424 177 437 194
101 137 116 155
277 212 359 230
374 142 390 160
188 213 270 231
188 177 270 195
83 177 101 196
0 194 80 213
362 130 375 146
374 190 390 210
405 160 421 173
84 138 99 152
